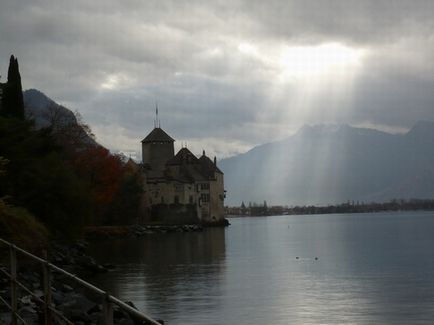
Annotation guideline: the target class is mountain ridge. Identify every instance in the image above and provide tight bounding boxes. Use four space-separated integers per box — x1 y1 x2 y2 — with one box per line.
23 89 97 147
220 122 434 206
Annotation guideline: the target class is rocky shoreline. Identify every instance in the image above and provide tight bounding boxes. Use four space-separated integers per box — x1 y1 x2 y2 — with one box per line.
84 224 205 239
84 219 230 240
0 241 164 324
0 222 231 323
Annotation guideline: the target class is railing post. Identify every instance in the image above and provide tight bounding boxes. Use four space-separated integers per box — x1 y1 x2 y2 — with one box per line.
43 250 52 325
10 244 17 325
102 292 113 325
0 237 160 325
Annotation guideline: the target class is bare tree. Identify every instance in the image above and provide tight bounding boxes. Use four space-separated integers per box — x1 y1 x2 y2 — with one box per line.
42 103 96 152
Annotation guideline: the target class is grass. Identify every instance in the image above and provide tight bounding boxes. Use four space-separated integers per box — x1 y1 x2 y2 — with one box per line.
0 198 48 252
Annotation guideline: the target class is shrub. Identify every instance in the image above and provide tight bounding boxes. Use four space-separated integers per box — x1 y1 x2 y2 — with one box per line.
0 198 48 252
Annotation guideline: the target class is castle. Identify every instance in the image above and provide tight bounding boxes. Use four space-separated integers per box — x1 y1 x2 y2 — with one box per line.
139 120 226 226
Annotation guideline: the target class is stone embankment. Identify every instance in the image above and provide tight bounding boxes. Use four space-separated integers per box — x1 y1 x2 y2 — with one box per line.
84 224 203 239
0 241 163 325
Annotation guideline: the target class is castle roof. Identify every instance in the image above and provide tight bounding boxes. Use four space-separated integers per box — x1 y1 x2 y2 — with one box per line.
141 127 174 143
165 148 213 182
199 154 223 175
166 147 198 166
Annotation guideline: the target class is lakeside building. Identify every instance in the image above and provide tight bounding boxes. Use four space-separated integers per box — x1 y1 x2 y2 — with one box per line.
139 123 226 225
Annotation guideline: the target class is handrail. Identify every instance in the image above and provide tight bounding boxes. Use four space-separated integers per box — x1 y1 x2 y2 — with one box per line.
0 237 162 325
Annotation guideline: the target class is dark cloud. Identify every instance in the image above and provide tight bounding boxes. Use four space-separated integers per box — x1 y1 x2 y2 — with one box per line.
240 0 434 45
1 0 434 158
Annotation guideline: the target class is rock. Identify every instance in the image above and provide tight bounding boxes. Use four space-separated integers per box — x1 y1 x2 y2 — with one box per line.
20 295 34 306
66 308 92 323
52 291 66 305
103 263 116 270
87 304 102 314
115 319 135 325
61 284 74 292
0 312 11 324
125 301 137 310
88 312 101 324
74 240 88 253
76 255 94 266
113 305 130 319
18 306 38 324
33 289 44 299
76 256 107 273
96 264 108 273
57 292 96 315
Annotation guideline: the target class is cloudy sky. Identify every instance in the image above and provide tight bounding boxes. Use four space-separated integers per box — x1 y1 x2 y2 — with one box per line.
1 0 434 159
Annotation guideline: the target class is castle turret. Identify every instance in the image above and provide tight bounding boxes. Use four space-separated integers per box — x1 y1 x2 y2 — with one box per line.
141 127 175 171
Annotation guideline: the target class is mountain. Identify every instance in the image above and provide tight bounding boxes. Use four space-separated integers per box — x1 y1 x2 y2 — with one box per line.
23 89 77 128
23 89 96 146
219 123 434 206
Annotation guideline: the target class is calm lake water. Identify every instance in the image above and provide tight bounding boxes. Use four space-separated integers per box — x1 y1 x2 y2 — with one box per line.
88 212 434 324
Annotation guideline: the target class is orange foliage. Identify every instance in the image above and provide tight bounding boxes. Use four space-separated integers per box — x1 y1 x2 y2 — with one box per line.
73 146 124 205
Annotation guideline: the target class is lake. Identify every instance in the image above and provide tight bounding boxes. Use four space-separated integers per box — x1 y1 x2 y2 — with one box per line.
88 212 434 324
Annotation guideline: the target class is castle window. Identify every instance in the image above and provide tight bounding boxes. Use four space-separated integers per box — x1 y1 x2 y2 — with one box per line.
189 195 193 204
200 193 210 203
200 183 210 190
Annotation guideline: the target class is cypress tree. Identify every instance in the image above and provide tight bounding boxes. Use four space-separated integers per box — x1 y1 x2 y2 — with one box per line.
0 55 25 119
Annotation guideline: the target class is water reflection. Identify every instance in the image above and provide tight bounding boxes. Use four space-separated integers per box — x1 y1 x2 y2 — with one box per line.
279 212 434 324
88 228 226 322
88 213 434 324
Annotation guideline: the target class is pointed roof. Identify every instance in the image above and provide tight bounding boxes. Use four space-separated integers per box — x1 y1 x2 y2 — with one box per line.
199 154 223 175
165 148 210 182
166 147 199 165
141 127 174 143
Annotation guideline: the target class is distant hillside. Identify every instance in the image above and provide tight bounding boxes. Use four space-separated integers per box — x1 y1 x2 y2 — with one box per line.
219 122 434 206
23 89 96 146
23 89 76 128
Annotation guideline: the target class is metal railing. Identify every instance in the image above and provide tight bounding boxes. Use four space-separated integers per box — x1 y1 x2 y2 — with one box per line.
0 238 162 325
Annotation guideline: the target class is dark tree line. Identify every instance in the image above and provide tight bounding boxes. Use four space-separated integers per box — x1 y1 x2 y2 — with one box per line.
227 199 434 216
1 55 24 119
0 55 143 243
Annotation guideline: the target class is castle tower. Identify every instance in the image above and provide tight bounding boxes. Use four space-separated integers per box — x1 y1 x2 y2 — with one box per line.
141 127 175 171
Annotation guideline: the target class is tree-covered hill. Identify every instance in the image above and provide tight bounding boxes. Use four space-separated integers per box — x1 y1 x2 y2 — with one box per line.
0 55 143 245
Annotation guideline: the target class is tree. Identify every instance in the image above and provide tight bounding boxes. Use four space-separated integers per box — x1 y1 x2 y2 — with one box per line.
105 163 144 225
42 104 95 153
0 55 24 119
0 116 92 238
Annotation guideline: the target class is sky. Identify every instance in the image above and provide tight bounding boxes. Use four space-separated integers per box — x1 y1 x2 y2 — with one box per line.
1 0 434 160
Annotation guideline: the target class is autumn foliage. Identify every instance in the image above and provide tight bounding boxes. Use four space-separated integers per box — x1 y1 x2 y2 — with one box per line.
73 147 124 206
0 56 143 239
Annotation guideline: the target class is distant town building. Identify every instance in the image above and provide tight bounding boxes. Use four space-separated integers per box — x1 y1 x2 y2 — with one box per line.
139 120 226 225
